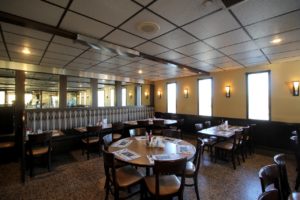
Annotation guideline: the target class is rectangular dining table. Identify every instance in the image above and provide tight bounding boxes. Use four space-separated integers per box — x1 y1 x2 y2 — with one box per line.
198 125 244 138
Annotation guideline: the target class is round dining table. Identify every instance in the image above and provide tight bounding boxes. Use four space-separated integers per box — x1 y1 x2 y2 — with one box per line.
108 136 196 167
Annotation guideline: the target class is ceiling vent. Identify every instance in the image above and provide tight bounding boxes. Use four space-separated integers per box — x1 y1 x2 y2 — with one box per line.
137 21 160 35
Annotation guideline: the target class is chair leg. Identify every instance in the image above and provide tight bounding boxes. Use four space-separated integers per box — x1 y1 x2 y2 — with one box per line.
30 156 34 177
86 144 90 160
194 176 200 200
48 152 51 172
231 152 236 170
296 171 300 190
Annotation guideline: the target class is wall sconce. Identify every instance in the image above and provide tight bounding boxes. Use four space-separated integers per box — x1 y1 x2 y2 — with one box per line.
129 92 133 99
225 86 230 98
145 91 149 99
184 88 189 98
157 90 162 99
293 81 299 96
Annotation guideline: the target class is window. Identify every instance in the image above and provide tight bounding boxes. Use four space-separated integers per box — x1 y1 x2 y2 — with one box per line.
110 89 114 106
122 88 126 106
167 83 176 113
137 85 141 106
198 79 212 116
247 71 270 120
97 90 104 107
0 91 5 105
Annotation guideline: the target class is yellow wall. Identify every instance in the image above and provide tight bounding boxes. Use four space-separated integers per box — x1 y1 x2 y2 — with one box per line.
142 84 151 106
126 84 135 106
154 60 300 123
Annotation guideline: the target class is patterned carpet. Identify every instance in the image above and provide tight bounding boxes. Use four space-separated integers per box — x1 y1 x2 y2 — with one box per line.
0 145 298 200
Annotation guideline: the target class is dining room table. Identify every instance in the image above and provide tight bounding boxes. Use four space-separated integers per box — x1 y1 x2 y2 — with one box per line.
73 123 112 133
108 135 196 168
123 118 177 126
198 125 245 139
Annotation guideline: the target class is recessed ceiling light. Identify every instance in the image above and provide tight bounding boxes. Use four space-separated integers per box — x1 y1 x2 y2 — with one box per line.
138 70 143 74
22 47 31 55
270 38 282 44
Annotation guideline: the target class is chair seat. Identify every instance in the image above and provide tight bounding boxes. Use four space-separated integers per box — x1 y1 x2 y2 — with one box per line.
27 146 49 156
112 133 122 140
116 165 143 188
81 136 99 144
0 141 14 148
203 137 217 145
185 161 196 176
144 175 180 196
215 141 233 150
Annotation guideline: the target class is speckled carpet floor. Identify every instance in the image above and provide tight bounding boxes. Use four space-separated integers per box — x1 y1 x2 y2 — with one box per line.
0 140 298 200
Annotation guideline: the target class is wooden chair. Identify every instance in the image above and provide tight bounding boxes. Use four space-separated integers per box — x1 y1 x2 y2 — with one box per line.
258 189 279 200
195 123 217 156
103 150 143 200
241 126 250 159
129 127 147 137
111 122 123 142
274 153 291 200
144 157 187 200
152 119 165 135
185 138 204 200
27 132 52 177
81 125 102 160
247 124 256 154
102 134 113 150
258 164 281 194
291 129 300 190
214 130 243 170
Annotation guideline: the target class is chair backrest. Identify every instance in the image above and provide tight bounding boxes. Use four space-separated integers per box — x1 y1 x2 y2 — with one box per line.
153 120 165 127
102 150 116 186
102 134 113 150
112 122 123 133
154 157 187 198
194 123 203 131
129 128 147 137
28 132 52 155
193 138 204 174
258 189 279 200
176 119 184 130
258 164 280 193
204 121 211 128
242 126 250 141
137 120 150 126
162 129 180 138
274 153 291 199
233 130 243 151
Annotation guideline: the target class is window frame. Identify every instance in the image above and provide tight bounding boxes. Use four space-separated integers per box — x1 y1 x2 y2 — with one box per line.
246 70 271 121
166 82 177 114
197 78 213 117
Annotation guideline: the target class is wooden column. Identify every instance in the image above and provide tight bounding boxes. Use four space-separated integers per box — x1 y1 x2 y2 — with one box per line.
150 84 154 106
59 75 67 109
115 81 122 107
15 70 25 182
91 78 98 108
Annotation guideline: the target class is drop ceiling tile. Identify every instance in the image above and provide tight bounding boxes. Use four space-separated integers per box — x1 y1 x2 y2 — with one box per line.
70 0 141 27
138 59 160 65
72 57 100 65
95 62 119 68
231 50 264 60
0 42 6 51
79 51 111 62
267 49 300 61
12 58 40 65
0 50 9 58
189 61 214 69
60 11 114 39
40 57 69 66
65 62 89 70
182 10 241 40
52 35 88 50
120 10 176 40
231 0 300 26
7 44 44 56
204 28 251 48
156 50 185 60
191 50 223 60
134 42 168 55
44 51 75 61
89 48 117 57
105 57 132 65
149 0 222 26
219 40 259 55
45 0 70 7
48 43 84 56
104 29 146 48
10 52 41 63
0 0 64 26
134 0 154 6
216 61 242 68
262 41 300 55
175 41 212 56
245 10 300 39
205 56 233 65
254 29 300 48
1 23 52 41
152 29 197 49
174 57 198 65
4 32 49 50
238 56 268 66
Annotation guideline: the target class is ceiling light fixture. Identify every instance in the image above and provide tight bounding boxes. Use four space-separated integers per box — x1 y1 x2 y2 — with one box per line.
270 38 282 44
137 21 160 35
138 70 143 74
22 47 31 55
